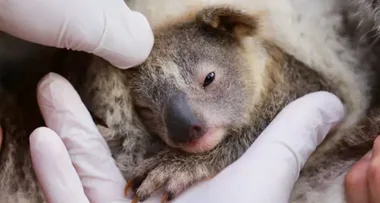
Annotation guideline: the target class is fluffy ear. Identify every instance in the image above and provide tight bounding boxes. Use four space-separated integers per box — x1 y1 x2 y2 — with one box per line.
196 5 258 38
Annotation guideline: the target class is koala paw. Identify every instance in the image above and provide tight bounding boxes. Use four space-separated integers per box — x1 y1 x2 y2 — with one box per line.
125 151 211 202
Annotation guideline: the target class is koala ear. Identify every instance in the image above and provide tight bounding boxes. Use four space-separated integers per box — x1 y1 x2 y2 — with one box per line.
196 5 258 38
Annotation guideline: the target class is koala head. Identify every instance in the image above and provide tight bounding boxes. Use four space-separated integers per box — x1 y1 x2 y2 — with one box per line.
126 5 264 154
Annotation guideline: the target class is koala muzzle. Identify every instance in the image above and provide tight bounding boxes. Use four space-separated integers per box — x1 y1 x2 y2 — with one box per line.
164 94 205 144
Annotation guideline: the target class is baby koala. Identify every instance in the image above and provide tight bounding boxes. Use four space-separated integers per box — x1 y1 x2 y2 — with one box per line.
83 3 380 203
1 1 380 203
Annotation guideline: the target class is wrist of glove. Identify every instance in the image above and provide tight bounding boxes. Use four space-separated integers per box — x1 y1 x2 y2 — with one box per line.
30 72 344 203
0 0 153 69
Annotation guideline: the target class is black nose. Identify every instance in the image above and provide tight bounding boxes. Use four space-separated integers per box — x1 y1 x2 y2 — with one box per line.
164 94 204 144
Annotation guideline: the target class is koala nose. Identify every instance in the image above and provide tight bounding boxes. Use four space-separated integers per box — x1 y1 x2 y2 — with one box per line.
164 94 205 144
189 125 203 140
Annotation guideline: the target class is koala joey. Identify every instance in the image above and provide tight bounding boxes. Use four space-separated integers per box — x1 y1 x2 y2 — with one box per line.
87 3 380 203
1 1 380 203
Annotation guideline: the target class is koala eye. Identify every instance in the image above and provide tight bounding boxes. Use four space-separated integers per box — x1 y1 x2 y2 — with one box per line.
203 72 215 87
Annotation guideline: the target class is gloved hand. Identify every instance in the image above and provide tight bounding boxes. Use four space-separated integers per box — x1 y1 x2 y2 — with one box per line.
0 0 153 69
30 73 344 203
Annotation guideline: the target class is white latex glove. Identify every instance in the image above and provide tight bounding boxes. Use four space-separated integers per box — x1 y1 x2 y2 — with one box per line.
30 73 344 203
0 0 153 69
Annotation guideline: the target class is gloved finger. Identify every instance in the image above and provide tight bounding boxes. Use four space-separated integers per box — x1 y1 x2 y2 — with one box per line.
30 127 90 203
91 3 154 69
173 91 345 203
345 151 371 203
0 0 153 69
36 73 126 203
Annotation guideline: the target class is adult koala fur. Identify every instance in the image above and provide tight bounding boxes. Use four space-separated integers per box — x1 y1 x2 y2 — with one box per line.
1 0 380 203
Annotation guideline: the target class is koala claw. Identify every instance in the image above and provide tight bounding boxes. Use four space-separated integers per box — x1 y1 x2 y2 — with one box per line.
125 180 133 196
160 193 169 203
131 196 140 203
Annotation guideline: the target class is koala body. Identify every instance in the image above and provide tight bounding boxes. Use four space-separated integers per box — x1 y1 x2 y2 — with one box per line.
1 0 380 203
